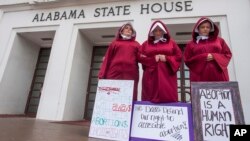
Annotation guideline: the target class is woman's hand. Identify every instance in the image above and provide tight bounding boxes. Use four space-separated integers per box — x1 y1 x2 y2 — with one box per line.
159 54 167 62
155 55 160 62
207 53 214 61
140 54 147 58
155 54 167 62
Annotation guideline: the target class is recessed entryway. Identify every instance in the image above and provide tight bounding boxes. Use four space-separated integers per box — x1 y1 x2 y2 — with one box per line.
0 30 55 117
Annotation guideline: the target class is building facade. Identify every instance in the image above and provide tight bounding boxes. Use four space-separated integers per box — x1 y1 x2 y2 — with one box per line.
0 0 249 123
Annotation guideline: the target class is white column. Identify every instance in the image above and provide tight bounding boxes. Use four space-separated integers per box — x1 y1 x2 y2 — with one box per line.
37 22 74 120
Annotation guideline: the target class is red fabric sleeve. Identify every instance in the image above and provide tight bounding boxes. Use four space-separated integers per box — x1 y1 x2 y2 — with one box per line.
212 39 232 71
137 43 156 70
98 43 115 79
184 43 208 74
166 42 182 73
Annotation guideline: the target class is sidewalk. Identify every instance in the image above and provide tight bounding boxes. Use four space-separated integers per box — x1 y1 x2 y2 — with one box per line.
0 117 109 141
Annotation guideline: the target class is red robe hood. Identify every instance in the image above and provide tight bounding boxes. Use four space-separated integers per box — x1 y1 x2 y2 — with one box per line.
115 22 136 41
147 20 171 44
192 17 219 43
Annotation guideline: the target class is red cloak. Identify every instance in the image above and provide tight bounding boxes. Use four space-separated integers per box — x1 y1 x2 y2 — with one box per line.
138 20 182 103
98 23 140 100
184 17 232 81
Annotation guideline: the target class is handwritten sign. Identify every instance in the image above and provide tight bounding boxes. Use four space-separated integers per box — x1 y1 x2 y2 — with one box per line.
89 79 134 141
130 102 193 141
191 82 245 141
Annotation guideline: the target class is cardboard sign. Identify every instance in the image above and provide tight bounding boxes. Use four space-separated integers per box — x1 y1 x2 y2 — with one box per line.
89 79 134 141
191 82 245 141
130 101 194 141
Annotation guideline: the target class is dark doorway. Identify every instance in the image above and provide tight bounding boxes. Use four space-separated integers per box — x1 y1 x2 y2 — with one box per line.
84 46 108 120
177 44 190 102
25 48 51 117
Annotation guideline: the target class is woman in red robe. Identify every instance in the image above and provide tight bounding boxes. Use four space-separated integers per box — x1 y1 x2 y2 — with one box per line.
98 23 140 101
138 20 182 103
184 17 232 81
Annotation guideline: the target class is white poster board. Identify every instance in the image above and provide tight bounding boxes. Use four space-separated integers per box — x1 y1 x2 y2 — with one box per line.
130 102 193 141
89 79 134 141
200 88 235 141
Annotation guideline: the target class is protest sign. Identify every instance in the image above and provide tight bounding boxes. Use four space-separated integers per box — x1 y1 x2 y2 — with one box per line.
131 101 193 141
89 79 134 141
191 82 245 141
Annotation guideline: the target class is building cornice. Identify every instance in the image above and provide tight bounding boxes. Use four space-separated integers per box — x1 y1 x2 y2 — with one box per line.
0 0 129 13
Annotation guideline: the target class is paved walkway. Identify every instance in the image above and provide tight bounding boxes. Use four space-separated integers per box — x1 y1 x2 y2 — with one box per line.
0 117 109 141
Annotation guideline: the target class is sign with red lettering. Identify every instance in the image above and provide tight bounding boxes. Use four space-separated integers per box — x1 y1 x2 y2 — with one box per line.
130 101 194 141
89 79 134 141
191 82 245 141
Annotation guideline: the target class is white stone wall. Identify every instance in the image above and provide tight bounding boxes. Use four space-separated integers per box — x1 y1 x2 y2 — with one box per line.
0 33 40 114
0 0 56 5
